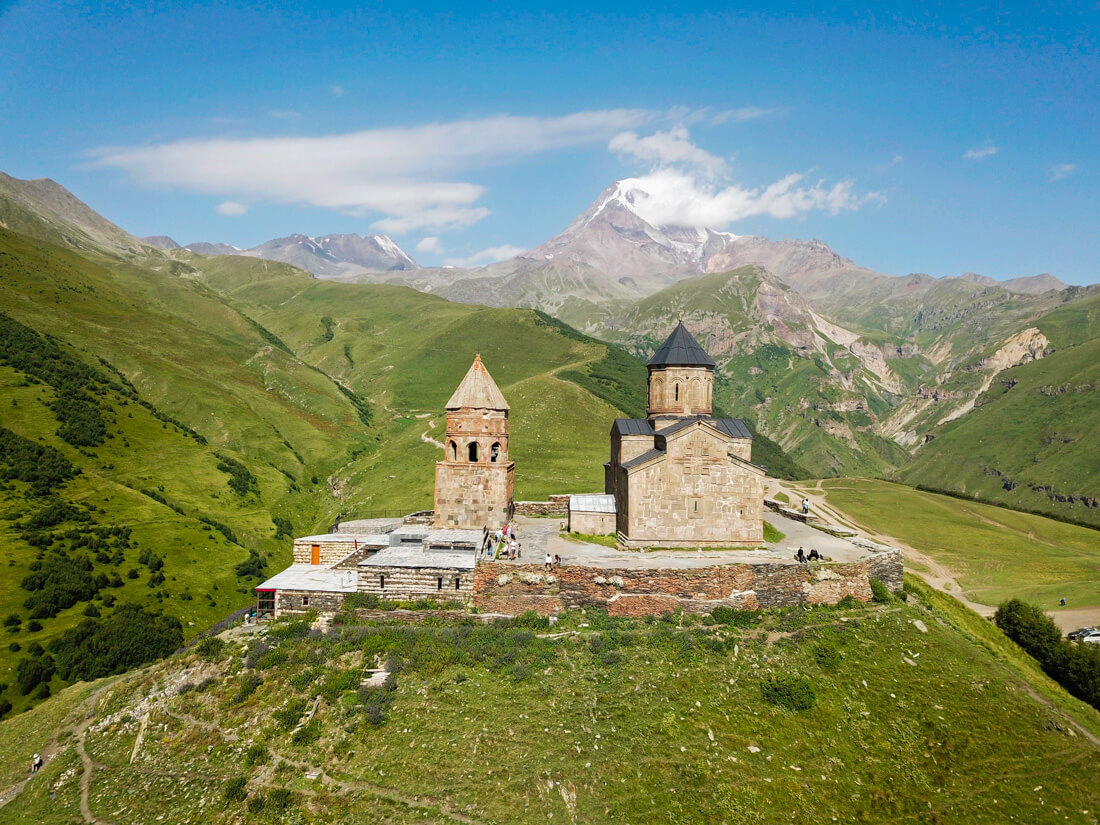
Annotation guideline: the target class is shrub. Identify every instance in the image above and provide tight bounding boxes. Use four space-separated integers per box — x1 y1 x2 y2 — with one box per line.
267 788 293 812
233 672 263 703
274 697 308 730
16 655 54 695
0 700 12 719
33 681 50 699
3 614 21 628
511 610 551 630
195 636 225 661
760 673 817 711
223 776 247 803
48 604 182 682
246 795 266 814
244 743 269 768
835 595 860 610
869 579 892 604
8 642 19 652
291 718 321 745
600 649 622 666
710 606 758 627
27 620 41 632
813 641 842 669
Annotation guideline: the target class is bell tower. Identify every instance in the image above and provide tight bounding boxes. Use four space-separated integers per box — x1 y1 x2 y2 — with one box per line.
433 355 515 530
646 321 716 426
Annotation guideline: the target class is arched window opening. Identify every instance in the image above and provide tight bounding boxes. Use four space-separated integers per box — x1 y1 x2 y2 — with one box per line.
490 442 501 462
652 378 663 405
449 440 457 460
468 441 479 462
674 383 680 401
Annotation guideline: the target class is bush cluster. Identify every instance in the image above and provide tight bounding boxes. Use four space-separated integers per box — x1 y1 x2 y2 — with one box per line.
48 604 183 681
760 672 817 711
994 599 1100 710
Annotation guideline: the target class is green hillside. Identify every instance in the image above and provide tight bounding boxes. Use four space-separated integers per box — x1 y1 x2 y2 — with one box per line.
0 221 808 717
812 479 1100 612
899 293 1100 527
0 586 1096 824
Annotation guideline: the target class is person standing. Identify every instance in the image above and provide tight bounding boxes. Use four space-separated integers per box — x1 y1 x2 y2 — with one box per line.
545 552 553 571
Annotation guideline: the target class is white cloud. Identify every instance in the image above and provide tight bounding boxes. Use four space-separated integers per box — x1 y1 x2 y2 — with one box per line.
619 168 877 228
1048 163 1077 181
215 201 248 216
89 109 651 233
963 145 998 160
330 85 344 98
610 126 728 177
268 110 301 121
708 106 780 124
415 236 444 255
444 245 526 268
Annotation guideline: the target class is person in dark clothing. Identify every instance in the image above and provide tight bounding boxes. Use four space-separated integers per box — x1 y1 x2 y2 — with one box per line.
808 548 820 561
795 547 807 564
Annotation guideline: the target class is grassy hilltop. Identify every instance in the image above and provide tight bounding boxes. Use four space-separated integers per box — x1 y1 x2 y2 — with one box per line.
0 580 1096 824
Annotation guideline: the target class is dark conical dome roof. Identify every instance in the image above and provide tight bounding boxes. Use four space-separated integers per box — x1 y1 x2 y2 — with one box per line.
647 321 716 368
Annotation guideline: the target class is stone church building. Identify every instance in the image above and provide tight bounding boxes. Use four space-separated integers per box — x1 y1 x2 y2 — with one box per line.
605 322 765 547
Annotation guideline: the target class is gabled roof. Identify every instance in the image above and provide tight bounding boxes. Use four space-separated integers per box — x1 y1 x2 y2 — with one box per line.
445 355 509 410
647 321 716 368
612 418 655 436
656 416 753 440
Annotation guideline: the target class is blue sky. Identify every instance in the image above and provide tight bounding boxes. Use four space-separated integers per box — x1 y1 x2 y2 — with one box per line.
1 1 1096 282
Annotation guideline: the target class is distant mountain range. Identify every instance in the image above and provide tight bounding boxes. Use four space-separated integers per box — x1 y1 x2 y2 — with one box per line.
3 170 1097 525
142 231 419 278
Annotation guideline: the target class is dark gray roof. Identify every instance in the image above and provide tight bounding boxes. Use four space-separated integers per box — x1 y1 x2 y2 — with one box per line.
620 447 664 470
612 418 655 436
654 416 753 440
647 322 716 368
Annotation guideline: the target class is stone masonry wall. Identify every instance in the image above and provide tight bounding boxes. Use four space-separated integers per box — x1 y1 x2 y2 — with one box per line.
275 589 347 617
292 538 373 566
473 551 903 617
359 567 474 602
434 461 515 530
514 494 570 516
569 510 616 535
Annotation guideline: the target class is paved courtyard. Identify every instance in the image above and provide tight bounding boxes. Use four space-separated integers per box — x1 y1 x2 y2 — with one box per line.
498 513 878 570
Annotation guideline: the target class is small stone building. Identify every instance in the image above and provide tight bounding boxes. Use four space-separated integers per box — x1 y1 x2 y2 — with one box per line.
605 321 765 547
568 494 617 535
434 355 515 530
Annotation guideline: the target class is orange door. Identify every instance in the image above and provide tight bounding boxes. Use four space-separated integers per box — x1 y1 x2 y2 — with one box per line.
311 544 320 565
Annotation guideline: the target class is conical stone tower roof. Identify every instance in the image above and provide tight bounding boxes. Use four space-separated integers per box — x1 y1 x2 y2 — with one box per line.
647 321 716 368
445 355 509 411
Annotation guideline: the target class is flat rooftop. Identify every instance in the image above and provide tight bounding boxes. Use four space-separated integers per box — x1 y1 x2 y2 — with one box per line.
359 545 477 571
257 564 359 592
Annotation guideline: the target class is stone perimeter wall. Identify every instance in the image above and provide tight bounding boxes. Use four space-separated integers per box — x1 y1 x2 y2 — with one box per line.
513 495 571 516
473 551 903 617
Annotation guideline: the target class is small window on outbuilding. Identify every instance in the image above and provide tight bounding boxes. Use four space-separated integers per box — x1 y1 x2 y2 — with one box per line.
302 595 310 607
455 576 461 591
468 441 479 462
379 574 385 590
437 576 443 590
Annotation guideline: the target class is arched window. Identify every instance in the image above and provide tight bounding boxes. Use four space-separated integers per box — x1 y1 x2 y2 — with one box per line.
468 441 479 462
651 378 663 406
490 442 501 462
449 440 457 460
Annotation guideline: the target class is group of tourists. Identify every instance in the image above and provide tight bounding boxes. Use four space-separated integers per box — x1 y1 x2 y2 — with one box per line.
794 546 821 564
800 498 811 515
486 522 521 560
544 552 562 571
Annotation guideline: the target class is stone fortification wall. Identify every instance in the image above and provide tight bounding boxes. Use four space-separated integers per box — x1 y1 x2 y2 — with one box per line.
360 567 474 602
513 494 570 516
473 551 903 617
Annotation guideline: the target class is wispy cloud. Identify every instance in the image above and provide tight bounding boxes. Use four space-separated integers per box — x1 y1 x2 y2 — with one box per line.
88 109 652 233
610 126 877 227
963 145 998 160
268 110 301 121
670 105 782 125
330 85 345 98
415 236 444 255
215 201 248 216
445 244 525 267
620 168 877 228
1048 162 1077 181
610 126 728 177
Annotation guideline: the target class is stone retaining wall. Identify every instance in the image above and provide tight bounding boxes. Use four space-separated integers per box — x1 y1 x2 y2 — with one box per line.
514 494 571 516
472 551 903 617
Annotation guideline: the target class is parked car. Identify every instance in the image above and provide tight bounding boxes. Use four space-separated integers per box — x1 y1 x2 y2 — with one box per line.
1067 627 1095 641
1080 630 1100 645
